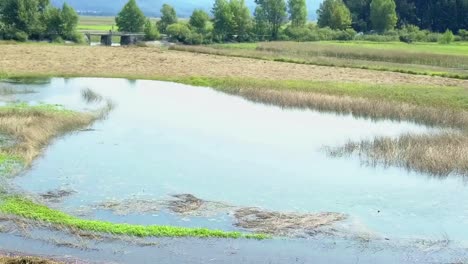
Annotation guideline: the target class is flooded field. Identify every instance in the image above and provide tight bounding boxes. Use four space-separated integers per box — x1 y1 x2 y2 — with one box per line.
1 78 467 263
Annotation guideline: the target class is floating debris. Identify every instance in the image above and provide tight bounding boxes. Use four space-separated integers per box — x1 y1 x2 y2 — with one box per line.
39 189 76 203
234 207 346 237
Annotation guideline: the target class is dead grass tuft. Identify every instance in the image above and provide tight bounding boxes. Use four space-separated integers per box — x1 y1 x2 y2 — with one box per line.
327 132 468 177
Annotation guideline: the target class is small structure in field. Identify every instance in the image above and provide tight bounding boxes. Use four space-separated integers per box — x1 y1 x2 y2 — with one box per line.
85 31 145 46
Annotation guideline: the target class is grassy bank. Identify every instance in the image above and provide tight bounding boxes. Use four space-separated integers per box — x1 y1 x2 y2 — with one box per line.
172 41 468 79
0 103 95 173
0 197 267 239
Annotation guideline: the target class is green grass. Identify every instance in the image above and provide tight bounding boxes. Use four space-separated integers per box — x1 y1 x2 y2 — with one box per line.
77 25 115 31
78 16 158 33
0 197 268 239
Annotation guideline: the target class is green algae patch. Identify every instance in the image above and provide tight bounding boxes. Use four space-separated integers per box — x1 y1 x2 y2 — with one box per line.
0 197 269 239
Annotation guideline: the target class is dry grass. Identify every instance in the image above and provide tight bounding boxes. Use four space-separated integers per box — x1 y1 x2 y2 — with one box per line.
0 45 467 88
0 256 62 264
0 105 95 167
327 132 468 177
227 88 468 130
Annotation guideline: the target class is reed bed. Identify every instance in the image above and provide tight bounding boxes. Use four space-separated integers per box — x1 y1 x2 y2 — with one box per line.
327 132 468 177
222 87 468 130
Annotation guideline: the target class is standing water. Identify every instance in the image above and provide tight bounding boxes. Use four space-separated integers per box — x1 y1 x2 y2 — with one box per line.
1 78 467 263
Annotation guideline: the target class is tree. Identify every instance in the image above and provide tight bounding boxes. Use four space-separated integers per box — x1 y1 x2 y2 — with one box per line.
254 5 270 39
60 3 78 39
166 22 191 42
212 0 233 41
189 9 210 33
343 0 371 32
0 0 44 36
229 0 253 40
144 19 160 40
317 0 352 30
115 0 146 32
438 29 454 44
394 0 418 27
254 0 287 40
158 4 177 33
43 6 62 35
288 0 307 27
370 0 397 32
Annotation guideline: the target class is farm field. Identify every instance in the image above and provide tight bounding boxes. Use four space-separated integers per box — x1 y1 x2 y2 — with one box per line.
77 16 158 32
173 41 468 79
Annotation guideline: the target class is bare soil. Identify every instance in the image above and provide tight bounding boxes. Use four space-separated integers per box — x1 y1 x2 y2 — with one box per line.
0 45 467 88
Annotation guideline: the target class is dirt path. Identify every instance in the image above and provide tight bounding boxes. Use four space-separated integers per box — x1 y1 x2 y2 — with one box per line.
0 44 467 88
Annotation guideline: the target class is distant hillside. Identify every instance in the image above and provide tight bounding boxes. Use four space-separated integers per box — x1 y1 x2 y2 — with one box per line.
52 0 320 20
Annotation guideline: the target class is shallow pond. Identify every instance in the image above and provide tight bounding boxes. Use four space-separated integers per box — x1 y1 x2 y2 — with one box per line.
1 78 468 263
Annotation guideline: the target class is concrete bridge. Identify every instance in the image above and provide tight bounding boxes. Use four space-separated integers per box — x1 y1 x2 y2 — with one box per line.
85 31 145 46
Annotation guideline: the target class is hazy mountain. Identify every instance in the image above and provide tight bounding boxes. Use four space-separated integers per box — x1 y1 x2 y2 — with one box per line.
52 0 321 20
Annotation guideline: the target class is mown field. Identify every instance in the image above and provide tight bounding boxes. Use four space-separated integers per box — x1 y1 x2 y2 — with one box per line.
172 41 468 79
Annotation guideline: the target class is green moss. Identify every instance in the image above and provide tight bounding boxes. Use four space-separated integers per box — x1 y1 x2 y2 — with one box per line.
0 153 23 176
0 197 268 239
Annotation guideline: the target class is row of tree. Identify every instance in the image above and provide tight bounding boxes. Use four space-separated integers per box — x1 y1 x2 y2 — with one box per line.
344 0 468 33
0 0 80 42
116 0 467 44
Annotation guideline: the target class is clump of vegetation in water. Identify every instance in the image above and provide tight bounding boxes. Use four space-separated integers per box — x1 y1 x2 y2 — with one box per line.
327 132 468 177
0 197 268 239
0 103 95 173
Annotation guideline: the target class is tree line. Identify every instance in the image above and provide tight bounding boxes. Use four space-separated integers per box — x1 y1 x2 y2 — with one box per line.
1 0 467 44
117 0 468 45
0 0 80 42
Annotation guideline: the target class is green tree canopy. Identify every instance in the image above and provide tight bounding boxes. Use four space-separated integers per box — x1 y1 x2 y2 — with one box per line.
144 19 160 40
60 3 78 39
0 0 46 36
343 0 371 32
229 0 253 40
370 0 397 32
212 0 233 41
115 0 146 32
254 0 287 40
288 0 307 27
158 4 177 33
189 9 210 33
317 0 352 30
